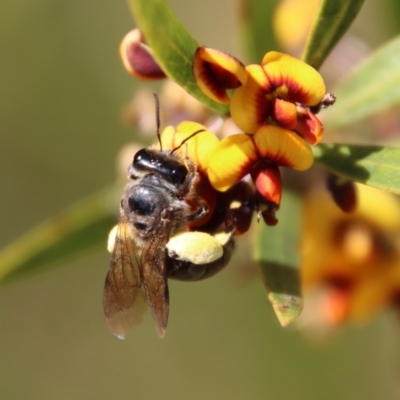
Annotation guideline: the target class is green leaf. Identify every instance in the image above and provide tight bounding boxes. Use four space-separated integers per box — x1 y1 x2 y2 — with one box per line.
239 0 279 63
324 35 400 128
254 190 303 327
302 0 365 69
0 186 119 283
314 144 400 194
127 0 228 115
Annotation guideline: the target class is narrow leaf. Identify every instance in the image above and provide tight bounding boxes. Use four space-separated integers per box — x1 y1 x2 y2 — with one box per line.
127 0 228 115
324 35 400 128
314 144 400 194
0 186 119 282
239 0 279 63
254 190 303 327
302 0 365 69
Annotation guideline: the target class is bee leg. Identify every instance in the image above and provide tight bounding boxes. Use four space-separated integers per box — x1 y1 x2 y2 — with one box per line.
178 154 210 223
224 181 256 236
178 146 198 197
253 192 279 226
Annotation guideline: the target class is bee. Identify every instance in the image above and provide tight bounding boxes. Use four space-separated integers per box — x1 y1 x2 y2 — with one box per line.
103 96 257 339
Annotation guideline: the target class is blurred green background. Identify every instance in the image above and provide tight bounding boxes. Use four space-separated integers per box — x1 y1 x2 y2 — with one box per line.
1 0 400 399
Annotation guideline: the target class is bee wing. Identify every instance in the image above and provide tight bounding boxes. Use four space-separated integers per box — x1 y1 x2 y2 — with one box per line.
103 214 147 340
141 219 170 338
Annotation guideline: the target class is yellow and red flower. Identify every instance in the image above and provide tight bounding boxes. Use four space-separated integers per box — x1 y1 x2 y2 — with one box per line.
300 183 400 329
207 124 313 224
193 47 329 144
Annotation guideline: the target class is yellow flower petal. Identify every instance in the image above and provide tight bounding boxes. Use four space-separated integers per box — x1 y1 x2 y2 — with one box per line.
253 125 314 170
349 274 391 322
208 134 257 191
120 29 166 80
262 51 325 106
174 121 220 173
159 122 219 174
356 184 400 230
230 65 272 133
193 47 247 104
273 0 320 51
159 125 176 149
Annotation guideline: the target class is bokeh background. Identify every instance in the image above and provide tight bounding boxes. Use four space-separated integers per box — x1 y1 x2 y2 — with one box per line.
1 0 400 399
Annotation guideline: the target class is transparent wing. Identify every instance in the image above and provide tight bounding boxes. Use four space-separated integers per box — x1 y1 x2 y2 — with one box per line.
141 219 170 338
103 212 147 339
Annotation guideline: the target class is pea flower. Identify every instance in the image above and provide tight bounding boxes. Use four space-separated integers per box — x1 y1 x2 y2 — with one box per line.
300 183 400 330
207 124 313 224
193 47 331 144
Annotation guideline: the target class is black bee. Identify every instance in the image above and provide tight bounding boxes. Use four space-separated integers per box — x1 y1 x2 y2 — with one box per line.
103 97 254 339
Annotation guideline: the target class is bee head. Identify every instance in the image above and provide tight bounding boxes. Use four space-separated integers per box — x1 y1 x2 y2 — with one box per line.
132 148 188 185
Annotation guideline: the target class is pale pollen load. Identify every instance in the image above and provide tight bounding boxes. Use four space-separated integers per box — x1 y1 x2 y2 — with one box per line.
107 225 118 253
166 231 232 265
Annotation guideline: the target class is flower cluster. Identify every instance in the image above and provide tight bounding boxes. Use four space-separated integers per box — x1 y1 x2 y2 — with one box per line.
119 30 334 224
193 47 327 142
192 46 334 223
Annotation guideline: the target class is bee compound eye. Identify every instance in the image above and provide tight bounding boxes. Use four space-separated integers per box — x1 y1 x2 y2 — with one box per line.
170 164 187 185
128 191 157 216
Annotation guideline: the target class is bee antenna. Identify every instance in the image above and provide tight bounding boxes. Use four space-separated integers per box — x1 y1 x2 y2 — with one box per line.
153 93 162 151
170 129 206 155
